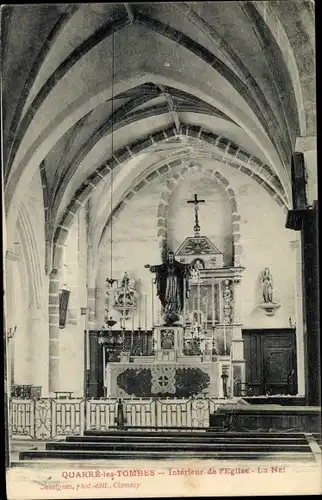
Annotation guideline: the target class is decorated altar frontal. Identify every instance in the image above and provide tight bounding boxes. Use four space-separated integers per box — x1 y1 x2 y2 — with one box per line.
105 359 224 398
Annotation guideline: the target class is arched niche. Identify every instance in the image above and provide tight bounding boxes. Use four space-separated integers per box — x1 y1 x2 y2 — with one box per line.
167 169 233 266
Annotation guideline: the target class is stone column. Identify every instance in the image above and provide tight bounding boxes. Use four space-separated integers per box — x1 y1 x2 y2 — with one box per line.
5 249 20 390
286 139 319 405
13 256 33 386
30 290 49 396
290 237 305 395
231 277 246 396
48 270 60 394
301 208 319 405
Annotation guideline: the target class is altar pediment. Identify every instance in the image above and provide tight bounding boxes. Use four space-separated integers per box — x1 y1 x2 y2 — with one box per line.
175 236 224 268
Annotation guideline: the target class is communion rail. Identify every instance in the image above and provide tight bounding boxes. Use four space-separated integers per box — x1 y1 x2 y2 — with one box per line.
9 397 229 440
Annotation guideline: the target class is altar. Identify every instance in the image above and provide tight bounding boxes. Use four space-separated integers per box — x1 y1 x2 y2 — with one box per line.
96 194 246 400
104 325 232 398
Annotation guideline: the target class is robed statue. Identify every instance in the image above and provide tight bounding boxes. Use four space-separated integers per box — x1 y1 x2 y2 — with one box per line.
145 251 191 325
262 267 274 303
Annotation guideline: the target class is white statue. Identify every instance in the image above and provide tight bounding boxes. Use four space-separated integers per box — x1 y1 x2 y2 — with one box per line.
262 268 274 303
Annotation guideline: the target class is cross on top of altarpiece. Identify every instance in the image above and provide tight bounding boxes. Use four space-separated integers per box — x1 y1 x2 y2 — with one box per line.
187 193 205 236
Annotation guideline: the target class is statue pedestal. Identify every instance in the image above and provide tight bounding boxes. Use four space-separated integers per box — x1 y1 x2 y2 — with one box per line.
259 302 281 316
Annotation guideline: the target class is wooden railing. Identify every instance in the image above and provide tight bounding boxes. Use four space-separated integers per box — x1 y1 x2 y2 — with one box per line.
9 397 230 440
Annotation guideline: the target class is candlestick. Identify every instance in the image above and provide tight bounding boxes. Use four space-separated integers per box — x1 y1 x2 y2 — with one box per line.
183 277 186 327
205 297 208 331
192 296 195 330
197 271 201 327
151 279 155 327
212 277 215 327
138 297 141 329
144 294 148 332
102 345 106 392
223 320 227 355
230 350 233 397
122 282 127 328
138 328 142 355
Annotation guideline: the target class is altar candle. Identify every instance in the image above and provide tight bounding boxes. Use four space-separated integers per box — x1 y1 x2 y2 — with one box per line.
138 297 141 328
212 277 215 326
223 319 227 354
197 272 201 327
230 350 233 397
205 297 208 330
144 294 148 332
102 345 106 389
192 297 195 329
122 285 126 329
183 277 186 327
131 311 134 332
151 279 155 327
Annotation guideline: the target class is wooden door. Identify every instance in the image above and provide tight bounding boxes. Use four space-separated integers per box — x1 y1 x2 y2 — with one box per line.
242 329 297 396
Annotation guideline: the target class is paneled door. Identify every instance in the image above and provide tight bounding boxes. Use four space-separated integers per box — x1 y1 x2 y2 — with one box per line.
242 329 297 396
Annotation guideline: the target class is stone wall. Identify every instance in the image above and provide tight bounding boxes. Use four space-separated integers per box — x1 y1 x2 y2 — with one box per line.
58 209 87 396
167 169 233 265
10 170 49 394
96 160 297 330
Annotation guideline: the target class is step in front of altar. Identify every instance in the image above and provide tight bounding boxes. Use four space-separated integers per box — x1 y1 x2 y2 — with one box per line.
17 430 316 462
210 405 321 432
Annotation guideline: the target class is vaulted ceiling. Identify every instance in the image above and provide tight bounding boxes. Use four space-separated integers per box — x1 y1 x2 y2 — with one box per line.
2 2 315 267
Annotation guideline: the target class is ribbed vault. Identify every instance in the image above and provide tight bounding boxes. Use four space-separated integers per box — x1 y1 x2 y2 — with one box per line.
2 1 316 268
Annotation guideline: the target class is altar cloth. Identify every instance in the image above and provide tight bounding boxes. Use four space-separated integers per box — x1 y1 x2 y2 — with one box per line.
105 361 222 398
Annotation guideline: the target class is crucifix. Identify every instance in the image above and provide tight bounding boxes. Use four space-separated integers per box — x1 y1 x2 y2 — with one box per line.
187 193 205 236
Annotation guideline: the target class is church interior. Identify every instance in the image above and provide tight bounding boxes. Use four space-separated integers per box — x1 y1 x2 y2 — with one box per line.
2 2 320 466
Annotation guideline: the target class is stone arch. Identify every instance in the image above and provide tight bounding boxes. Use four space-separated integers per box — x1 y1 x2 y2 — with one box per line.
16 202 43 308
53 123 288 271
156 163 242 267
6 4 303 238
5 5 79 178
6 14 130 180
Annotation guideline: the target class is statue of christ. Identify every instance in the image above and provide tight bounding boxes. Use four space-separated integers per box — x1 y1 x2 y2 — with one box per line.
145 251 191 325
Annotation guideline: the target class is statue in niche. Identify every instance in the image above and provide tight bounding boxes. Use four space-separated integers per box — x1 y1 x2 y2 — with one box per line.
161 329 175 349
145 251 191 325
192 258 205 270
262 267 274 303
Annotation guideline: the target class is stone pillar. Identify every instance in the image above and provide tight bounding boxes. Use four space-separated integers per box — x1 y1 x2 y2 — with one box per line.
286 140 319 405
5 249 20 390
13 257 33 385
301 208 319 405
48 270 60 394
30 293 49 396
290 237 305 395
231 277 246 396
